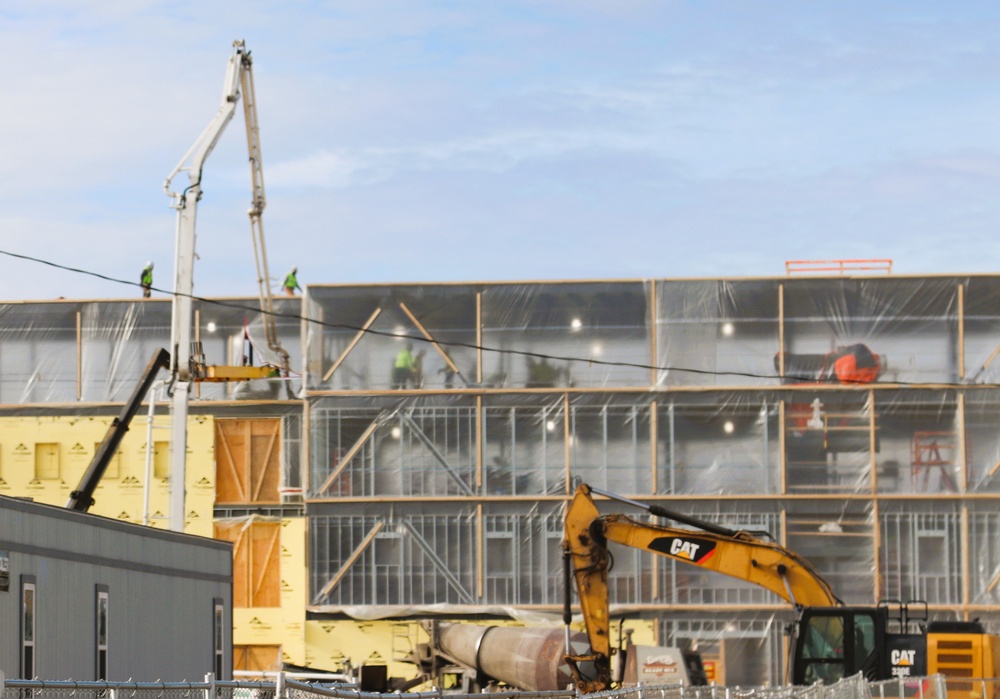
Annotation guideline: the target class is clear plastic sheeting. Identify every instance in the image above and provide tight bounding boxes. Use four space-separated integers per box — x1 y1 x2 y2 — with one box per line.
785 390 872 494
786 499 875 604
782 278 958 385
305 285 479 392
875 390 961 494
565 394 652 494
307 497 808 612
196 297 302 401
484 394 567 496
80 301 171 402
480 282 651 389
879 500 962 605
309 395 479 499
971 508 1000 606
656 280 781 387
659 392 779 495
961 278 1000 384
0 302 79 403
660 611 793 687
964 390 1000 493
309 504 479 608
308 501 566 609
0 297 300 404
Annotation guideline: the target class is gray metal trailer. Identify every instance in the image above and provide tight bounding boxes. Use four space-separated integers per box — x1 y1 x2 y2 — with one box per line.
0 493 232 681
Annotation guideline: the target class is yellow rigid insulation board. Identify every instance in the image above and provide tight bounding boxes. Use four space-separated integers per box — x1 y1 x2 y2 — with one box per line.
279 517 307 666
228 517 307 665
235 608 286 645
0 415 215 527
305 619 427 679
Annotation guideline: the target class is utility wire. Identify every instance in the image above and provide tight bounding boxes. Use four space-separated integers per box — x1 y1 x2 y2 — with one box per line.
1 247 996 389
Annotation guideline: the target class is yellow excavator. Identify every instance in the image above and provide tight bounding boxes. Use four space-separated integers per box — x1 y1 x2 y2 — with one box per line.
564 483 1000 696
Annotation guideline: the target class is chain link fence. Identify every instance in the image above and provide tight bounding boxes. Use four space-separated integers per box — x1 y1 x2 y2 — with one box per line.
0 673 960 699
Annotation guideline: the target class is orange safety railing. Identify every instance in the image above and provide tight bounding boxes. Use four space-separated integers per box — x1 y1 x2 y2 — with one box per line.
785 259 893 276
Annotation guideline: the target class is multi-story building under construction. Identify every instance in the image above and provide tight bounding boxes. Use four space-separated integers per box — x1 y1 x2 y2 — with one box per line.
3 263 1000 685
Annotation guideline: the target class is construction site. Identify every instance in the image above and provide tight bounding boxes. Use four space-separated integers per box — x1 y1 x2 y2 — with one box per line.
4 263 1000 689
4 38 1000 695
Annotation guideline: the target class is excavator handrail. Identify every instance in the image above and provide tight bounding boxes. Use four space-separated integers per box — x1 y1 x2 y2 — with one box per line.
563 483 841 692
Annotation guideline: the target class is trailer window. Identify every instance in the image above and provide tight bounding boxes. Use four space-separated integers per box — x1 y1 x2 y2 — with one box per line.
21 576 36 679
213 598 225 678
96 585 109 680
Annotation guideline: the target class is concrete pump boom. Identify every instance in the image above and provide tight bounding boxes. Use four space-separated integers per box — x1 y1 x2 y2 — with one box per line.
161 39 287 530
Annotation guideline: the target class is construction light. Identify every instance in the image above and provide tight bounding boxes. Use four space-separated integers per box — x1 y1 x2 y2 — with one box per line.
206 322 217 333
723 420 735 434
570 318 583 331
721 322 734 337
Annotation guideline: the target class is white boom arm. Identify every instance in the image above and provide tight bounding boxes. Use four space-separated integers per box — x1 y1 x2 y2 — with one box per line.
240 52 291 371
162 39 285 531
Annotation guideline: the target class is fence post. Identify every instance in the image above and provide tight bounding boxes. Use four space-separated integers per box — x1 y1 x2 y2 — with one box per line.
933 675 947 699
276 670 287 699
205 672 216 699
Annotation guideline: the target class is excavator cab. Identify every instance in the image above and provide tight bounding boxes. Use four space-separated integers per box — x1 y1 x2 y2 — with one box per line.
791 605 926 685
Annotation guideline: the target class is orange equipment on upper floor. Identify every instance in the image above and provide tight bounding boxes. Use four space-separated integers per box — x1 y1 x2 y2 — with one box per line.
776 343 882 384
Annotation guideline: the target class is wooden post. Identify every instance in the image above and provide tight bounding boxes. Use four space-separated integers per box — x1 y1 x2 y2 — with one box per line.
476 291 483 385
650 400 658 494
779 400 787 494
958 392 967 492
650 280 659 386
76 309 82 401
564 393 572 494
778 284 785 378
958 283 966 380
869 389 877 495
477 503 484 599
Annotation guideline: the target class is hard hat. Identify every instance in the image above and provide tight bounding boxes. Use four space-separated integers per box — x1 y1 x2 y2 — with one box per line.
291 266 297 273
146 261 153 269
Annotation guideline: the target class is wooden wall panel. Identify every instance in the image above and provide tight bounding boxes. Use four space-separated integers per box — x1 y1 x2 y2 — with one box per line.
215 521 281 608
234 644 281 671
216 419 282 504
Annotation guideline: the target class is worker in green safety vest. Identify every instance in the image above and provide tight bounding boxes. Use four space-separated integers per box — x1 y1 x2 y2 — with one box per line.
392 343 416 389
283 266 301 296
140 261 153 298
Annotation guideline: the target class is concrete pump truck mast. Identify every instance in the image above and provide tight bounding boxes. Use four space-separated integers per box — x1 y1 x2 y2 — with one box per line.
162 40 289 531
564 483 1000 696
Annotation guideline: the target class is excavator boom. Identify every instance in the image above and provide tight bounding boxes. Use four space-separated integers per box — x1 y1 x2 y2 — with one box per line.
564 483 840 691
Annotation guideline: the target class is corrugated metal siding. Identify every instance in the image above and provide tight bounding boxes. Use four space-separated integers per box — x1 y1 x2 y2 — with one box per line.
0 494 232 681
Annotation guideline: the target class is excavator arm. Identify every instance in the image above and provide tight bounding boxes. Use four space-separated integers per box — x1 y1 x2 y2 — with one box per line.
563 483 840 692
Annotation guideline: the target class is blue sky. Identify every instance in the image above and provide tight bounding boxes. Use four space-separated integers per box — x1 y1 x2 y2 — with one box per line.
3 2 1000 301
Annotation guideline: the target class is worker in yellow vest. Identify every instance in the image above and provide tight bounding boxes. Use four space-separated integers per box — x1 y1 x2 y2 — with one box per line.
140 261 154 298
392 343 416 389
